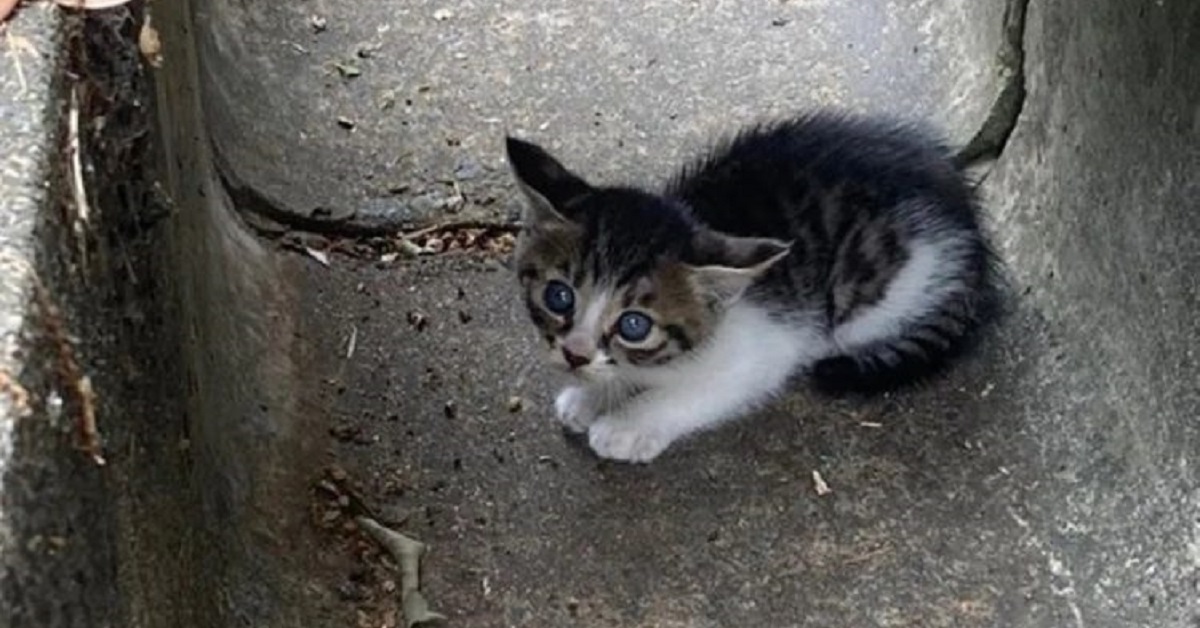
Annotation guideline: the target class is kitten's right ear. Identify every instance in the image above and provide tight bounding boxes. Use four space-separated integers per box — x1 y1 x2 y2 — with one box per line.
506 136 592 228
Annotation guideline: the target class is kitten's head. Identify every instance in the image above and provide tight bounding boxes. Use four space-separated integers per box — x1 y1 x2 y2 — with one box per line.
506 136 789 382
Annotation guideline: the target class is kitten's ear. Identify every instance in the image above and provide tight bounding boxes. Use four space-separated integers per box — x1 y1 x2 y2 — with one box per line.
506 136 593 228
686 230 791 303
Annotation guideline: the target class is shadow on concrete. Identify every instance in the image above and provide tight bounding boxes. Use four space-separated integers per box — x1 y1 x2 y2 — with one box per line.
2 0 1197 626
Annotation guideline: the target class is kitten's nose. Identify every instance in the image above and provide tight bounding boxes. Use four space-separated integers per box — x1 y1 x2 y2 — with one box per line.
561 348 590 370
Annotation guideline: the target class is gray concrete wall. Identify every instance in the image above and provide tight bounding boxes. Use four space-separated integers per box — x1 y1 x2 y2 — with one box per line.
983 1 1200 620
0 0 1195 626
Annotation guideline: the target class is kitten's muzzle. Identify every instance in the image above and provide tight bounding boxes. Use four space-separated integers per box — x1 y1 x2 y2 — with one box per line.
561 347 590 370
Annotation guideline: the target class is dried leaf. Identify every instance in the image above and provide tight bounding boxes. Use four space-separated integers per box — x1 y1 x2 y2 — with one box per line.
403 591 447 627
356 517 446 627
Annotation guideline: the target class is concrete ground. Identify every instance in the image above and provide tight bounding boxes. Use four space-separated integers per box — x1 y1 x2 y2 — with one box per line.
1 0 1197 626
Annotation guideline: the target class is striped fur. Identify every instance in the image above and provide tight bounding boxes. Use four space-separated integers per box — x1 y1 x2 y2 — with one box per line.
507 112 997 462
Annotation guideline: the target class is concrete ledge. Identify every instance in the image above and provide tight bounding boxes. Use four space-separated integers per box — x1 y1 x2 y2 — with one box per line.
0 0 1196 626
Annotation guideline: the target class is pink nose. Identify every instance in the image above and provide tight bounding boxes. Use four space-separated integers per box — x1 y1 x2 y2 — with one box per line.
562 348 589 370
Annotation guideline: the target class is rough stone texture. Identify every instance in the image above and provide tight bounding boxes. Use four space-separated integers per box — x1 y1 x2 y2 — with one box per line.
980 0 1200 623
1 0 1198 626
0 5 125 627
200 0 1011 231
0 3 55 486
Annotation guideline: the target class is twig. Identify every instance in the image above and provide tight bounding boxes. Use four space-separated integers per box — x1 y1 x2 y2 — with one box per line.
345 324 358 359
4 30 29 94
31 277 104 465
67 85 91 268
356 516 446 627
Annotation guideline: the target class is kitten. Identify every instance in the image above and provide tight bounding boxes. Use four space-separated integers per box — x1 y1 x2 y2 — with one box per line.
506 112 995 463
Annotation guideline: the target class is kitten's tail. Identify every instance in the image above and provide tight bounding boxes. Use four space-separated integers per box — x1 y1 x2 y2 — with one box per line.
810 275 1004 395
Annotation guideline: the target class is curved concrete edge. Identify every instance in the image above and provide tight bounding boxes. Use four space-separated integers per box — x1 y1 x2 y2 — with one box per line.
149 1 344 624
982 0 1200 623
0 0 63 579
200 0 1020 236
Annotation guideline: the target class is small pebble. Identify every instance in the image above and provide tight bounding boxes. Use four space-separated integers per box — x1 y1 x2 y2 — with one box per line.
406 311 429 331
506 396 524 413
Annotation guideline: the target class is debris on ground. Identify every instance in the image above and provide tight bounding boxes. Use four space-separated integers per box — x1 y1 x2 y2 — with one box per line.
345 324 358 358
304 246 331 267
379 89 397 110
399 221 517 257
406 311 428 331
356 41 382 59
311 465 374 530
357 516 447 627
506 395 524 413
334 61 362 78
276 220 517 264
0 369 31 417
137 15 161 67
811 469 832 496
32 277 104 465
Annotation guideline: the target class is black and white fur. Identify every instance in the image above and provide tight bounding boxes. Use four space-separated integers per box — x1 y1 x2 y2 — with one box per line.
508 112 996 463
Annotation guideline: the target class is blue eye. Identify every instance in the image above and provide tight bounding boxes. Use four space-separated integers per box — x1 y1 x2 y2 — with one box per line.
616 311 653 342
542 280 575 314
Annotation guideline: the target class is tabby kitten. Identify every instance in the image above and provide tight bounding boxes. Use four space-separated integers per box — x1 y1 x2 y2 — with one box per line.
507 112 994 463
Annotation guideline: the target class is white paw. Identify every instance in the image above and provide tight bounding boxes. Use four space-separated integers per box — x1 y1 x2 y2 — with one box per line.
587 417 671 463
553 386 599 433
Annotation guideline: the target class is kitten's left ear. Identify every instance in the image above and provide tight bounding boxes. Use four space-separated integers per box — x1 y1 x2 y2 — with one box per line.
686 230 791 303
506 136 593 228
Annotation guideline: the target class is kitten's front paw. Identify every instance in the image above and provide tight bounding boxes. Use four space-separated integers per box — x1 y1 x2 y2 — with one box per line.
554 386 599 433
588 417 670 463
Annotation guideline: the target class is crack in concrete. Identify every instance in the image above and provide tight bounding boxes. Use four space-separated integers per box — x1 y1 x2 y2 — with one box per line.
953 0 1031 169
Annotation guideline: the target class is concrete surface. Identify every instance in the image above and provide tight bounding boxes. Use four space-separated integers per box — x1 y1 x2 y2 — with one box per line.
0 0 1197 626
0 4 128 626
201 0 1015 232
